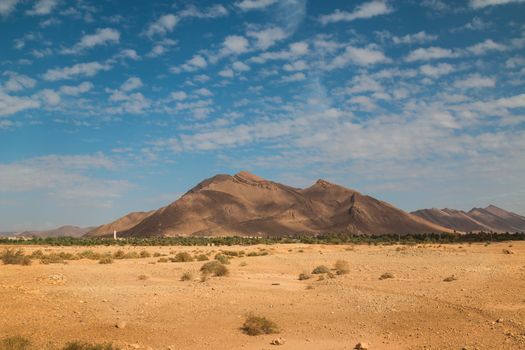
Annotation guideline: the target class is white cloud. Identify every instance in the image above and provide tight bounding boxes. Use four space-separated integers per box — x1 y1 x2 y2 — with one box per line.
2 71 36 92
59 82 93 96
247 26 288 50
419 63 455 78
26 0 58 15
328 45 389 68
145 14 178 37
218 68 234 78
195 88 213 96
405 47 458 62
236 0 277 11
232 61 250 72
470 0 525 8
221 35 250 55
282 72 306 82
0 91 40 116
320 0 393 25
467 39 507 55
43 61 112 81
39 89 61 105
179 4 228 19
347 75 383 93
392 31 438 45
0 0 19 16
62 28 120 54
250 41 308 64
171 55 207 73
453 74 496 89
118 49 140 60
171 91 187 101
120 77 143 92
283 60 308 71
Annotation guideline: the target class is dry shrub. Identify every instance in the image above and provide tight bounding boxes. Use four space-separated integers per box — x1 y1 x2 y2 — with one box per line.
195 254 209 261
138 274 148 281
443 275 457 282
214 253 230 264
200 261 229 277
311 265 330 274
62 342 120 350
0 249 31 266
242 314 279 336
139 250 151 258
172 252 194 262
0 335 31 350
334 260 350 275
180 271 193 281
98 256 113 264
379 272 394 280
298 272 310 280
77 250 101 260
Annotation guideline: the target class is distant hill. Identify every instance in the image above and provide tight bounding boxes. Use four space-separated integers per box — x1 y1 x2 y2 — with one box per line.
89 171 451 237
85 211 154 237
17 225 94 238
412 205 525 233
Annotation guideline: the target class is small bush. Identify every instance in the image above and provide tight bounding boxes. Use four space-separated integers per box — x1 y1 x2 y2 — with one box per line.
298 273 310 280
61 342 120 350
172 252 194 262
139 250 151 258
214 253 230 264
195 254 209 261
334 260 350 275
153 252 162 257
242 315 279 336
311 265 330 274
77 250 101 260
200 261 229 277
99 257 113 264
180 271 193 281
157 257 168 263
40 253 66 265
30 250 45 259
1 249 31 266
379 272 394 280
138 274 148 280
112 250 126 259
0 335 31 350
443 275 457 282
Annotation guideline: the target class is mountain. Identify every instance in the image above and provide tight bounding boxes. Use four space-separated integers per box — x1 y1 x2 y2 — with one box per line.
18 225 93 238
90 171 451 237
85 211 154 237
411 205 525 233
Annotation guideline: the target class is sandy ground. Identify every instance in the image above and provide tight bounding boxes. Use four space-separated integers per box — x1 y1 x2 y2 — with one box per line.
1 242 524 350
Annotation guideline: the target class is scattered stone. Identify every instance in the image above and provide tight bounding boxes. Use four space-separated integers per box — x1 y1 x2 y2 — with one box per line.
116 321 127 329
354 342 369 349
496 318 504 323
271 338 286 345
502 249 513 254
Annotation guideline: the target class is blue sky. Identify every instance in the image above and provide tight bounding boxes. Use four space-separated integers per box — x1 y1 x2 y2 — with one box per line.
1 0 524 230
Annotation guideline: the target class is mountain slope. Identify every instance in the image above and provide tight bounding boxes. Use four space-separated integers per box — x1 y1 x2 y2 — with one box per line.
98 171 452 237
18 225 93 238
85 211 154 237
412 205 525 233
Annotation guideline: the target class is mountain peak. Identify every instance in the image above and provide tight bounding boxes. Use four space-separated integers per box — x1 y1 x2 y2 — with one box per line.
234 171 267 183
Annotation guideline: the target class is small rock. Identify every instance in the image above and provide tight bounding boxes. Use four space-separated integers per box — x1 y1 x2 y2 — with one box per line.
496 318 504 323
116 321 127 329
271 338 286 345
355 342 369 350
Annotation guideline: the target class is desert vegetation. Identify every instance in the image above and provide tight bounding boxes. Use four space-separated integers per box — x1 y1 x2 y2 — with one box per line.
241 315 279 336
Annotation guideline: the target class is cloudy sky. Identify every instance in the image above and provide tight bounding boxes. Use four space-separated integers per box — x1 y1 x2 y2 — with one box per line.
1 0 524 230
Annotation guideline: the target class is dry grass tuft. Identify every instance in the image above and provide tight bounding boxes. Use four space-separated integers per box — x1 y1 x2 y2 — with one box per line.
0 335 31 350
334 260 350 275
0 249 31 266
242 315 279 336
200 261 229 277
379 272 394 280
180 271 193 281
311 265 330 274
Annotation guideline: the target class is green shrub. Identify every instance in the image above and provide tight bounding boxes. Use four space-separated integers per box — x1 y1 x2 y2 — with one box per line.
214 253 230 264
311 265 330 274
242 315 279 336
98 257 113 264
200 261 229 277
61 342 120 350
1 249 31 266
334 260 350 275
172 252 194 262
0 335 31 350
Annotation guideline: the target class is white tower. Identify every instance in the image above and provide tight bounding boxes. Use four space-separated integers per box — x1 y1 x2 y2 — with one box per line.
113 230 117 240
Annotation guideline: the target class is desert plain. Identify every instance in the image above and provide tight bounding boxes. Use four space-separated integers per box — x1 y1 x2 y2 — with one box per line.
1 242 524 350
